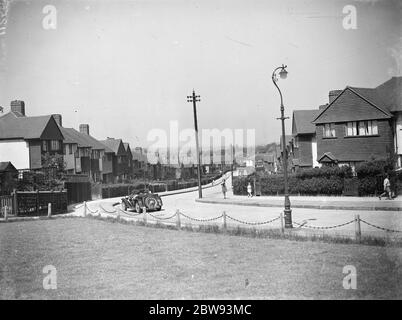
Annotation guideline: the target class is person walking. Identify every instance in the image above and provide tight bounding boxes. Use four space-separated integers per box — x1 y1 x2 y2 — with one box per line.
247 182 253 198
379 174 391 200
221 179 227 199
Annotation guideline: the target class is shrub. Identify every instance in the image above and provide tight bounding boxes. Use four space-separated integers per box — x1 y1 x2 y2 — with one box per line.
358 177 378 196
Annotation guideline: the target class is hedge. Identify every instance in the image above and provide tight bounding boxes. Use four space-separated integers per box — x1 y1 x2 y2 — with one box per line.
234 159 399 197
101 173 222 199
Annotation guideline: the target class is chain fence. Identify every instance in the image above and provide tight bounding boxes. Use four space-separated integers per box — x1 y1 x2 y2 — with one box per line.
359 219 402 233
293 220 355 230
68 202 402 239
226 214 281 226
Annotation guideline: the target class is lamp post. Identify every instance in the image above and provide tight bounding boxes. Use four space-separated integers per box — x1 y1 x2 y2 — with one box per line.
187 90 203 199
272 64 292 228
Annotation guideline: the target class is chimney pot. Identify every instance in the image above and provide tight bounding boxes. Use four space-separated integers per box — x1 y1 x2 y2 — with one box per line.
329 90 342 104
79 124 90 135
52 114 62 127
10 100 25 116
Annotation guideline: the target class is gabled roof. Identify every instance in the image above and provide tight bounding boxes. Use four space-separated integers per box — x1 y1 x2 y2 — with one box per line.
99 138 126 155
0 111 63 140
318 152 337 163
373 76 402 112
312 87 392 124
313 77 402 124
0 161 17 172
60 127 112 151
292 110 319 135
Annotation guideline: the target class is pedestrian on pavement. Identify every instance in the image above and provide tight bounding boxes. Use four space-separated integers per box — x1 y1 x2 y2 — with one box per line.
379 174 391 200
221 179 227 199
247 182 253 198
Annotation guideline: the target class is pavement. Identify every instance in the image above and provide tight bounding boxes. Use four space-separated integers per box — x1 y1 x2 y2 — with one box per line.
196 193 402 211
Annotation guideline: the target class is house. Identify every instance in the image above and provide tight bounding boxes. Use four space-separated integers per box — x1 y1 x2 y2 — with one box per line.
123 142 133 179
0 161 18 195
100 138 129 182
132 147 148 179
58 122 113 182
277 135 292 173
291 109 320 170
0 100 64 169
255 153 275 173
312 77 402 170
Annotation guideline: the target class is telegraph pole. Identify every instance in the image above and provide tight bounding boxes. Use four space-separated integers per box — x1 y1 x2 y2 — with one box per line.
187 90 202 199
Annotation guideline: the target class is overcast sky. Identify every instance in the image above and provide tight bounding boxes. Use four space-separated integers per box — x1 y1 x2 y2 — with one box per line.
0 0 401 148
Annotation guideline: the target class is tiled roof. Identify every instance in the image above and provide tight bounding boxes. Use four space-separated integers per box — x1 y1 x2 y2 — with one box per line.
313 87 392 124
374 77 402 112
313 77 401 124
0 112 58 140
0 161 17 172
60 127 112 151
292 110 319 135
318 152 337 162
99 138 125 155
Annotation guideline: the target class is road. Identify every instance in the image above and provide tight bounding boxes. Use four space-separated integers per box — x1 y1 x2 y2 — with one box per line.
70 173 402 240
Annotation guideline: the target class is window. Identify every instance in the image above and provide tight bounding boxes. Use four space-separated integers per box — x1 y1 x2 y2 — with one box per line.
323 123 336 138
42 140 48 152
345 120 378 136
51 140 60 151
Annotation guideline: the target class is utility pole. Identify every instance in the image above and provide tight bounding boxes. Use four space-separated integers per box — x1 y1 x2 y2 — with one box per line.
231 144 234 188
187 90 202 199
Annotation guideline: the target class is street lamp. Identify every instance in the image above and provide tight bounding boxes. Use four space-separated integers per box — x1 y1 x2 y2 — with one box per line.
272 64 292 228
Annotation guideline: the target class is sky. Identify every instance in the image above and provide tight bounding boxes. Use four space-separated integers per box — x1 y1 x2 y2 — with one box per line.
0 0 401 149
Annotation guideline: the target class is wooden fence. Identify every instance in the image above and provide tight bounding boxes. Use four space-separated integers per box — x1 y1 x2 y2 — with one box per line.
0 190 68 217
0 195 13 217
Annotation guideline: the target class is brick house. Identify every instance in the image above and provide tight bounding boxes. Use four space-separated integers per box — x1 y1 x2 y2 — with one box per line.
123 142 133 179
0 100 64 169
312 77 402 170
291 110 320 170
277 135 292 173
100 138 129 182
59 122 113 182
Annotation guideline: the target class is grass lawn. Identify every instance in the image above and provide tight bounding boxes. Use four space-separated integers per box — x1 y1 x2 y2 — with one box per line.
0 218 401 299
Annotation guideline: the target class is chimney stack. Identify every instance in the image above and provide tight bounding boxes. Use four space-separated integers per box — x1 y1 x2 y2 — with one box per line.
79 124 90 135
329 90 342 104
10 100 25 116
52 114 62 127
319 104 328 111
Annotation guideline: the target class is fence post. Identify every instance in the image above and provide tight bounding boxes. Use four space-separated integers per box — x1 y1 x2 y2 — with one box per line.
280 211 284 234
83 201 87 217
143 207 147 225
47 203 52 218
222 211 227 232
4 205 8 221
36 190 40 215
176 210 181 230
13 189 18 216
355 214 361 243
